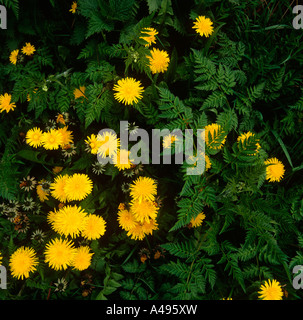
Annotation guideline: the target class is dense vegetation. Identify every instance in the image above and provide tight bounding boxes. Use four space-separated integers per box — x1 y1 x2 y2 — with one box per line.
0 0 303 300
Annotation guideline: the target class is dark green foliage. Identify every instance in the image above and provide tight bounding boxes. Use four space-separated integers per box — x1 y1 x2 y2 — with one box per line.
0 0 303 301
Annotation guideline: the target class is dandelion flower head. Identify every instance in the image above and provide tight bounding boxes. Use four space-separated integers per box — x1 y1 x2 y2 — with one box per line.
21 43 36 56
9 49 19 65
0 93 16 113
44 238 76 271
129 176 157 202
51 205 88 238
26 127 43 148
9 247 38 280
193 16 214 37
81 214 106 240
258 279 283 300
64 173 93 201
41 129 63 150
85 134 102 154
72 246 93 271
147 48 170 74
113 77 144 106
117 209 138 231
264 158 285 182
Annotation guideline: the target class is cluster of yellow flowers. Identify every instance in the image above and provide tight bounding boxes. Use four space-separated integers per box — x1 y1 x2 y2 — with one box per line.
9 42 36 65
3 241 284 300
85 131 119 157
5 170 105 279
43 171 105 271
139 27 170 74
112 15 214 106
117 176 159 240
50 173 93 202
237 131 285 182
112 27 170 106
25 126 73 150
48 205 106 240
7 240 94 279
193 123 285 182
85 131 134 171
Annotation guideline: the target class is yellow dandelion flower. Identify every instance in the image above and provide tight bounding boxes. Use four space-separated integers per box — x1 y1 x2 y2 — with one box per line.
44 238 76 271
73 86 86 99
64 173 93 201
41 129 63 150
127 224 145 241
21 43 36 56
26 127 43 148
163 134 179 149
0 93 16 113
113 77 144 106
141 219 158 235
57 126 73 146
129 176 157 203
204 123 226 150
51 205 88 238
50 174 69 203
147 48 170 74
114 149 134 171
81 214 106 240
258 279 283 300
97 130 120 158
193 16 214 37
0 251 2 265
69 1 78 14
264 158 285 182
130 200 159 223
9 247 38 280
117 209 138 231
190 212 206 228
237 132 261 155
9 49 19 65
72 246 93 271
85 134 102 154
140 27 158 47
